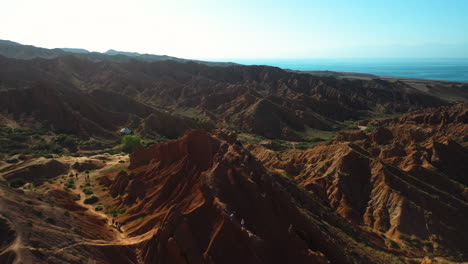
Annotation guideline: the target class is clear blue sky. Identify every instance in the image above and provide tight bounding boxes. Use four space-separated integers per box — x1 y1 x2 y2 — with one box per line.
1 0 467 58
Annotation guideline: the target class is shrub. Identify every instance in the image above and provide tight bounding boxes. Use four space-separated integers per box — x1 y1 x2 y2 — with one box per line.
83 188 93 195
71 194 81 201
121 135 141 154
364 125 376 133
53 134 78 152
104 206 128 217
65 179 76 189
95 204 104 211
144 140 157 148
6 157 19 164
84 195 99 204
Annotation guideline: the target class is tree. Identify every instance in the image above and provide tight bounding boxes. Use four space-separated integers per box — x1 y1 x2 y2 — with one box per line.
121 135 141 154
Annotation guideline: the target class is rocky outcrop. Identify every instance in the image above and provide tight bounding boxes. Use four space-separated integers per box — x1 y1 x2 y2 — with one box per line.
249 103 468 260
0 55 456 140
100 129 434 264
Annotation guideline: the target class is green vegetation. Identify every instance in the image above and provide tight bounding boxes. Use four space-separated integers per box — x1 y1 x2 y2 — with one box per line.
342 120 359 130
9 177 26 188
173 107 211 123
121 135 141 154
6 157 19 164
64 179 76 189
364 125 376 133
95 204 104 211
300 127 336 142
104 206 128 217
52 134 78 152
71 194 81 201
84 195 99 204
238 131 330 152
82 187 93 195
0 126 81 157
78 138 115 150
237 133 265 145
143 140 157 148
0 126 123 160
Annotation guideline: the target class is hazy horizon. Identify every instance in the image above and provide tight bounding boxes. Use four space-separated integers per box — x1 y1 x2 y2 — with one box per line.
2 0 468 60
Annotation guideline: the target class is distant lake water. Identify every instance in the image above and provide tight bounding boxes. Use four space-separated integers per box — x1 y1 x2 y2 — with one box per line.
220 58 468 82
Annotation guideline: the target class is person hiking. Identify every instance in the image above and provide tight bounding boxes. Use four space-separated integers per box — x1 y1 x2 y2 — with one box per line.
240 218 245 229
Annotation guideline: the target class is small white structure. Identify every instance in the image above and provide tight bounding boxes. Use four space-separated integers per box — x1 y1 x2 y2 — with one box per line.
119 128 132 135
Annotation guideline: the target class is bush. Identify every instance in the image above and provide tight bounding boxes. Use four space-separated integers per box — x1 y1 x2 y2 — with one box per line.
71 194 81 201
65 179 76 189
83 187 93 195
53 134 78 152
104 206 128 217
6 157 19 164
84 195 99 204
95 204 103 211
364 125 376 133
121 135 141 154
144 140 157 148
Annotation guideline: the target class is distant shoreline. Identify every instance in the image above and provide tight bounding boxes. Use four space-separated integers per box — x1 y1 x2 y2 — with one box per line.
297 70 468 84
222 58 468 82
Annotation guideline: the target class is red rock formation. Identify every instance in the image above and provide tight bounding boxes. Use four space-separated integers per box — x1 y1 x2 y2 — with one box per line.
99 129 432 264
0 54 454 140
250 103 468 260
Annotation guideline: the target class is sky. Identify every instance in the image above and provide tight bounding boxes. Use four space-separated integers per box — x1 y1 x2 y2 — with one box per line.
1 0 468 59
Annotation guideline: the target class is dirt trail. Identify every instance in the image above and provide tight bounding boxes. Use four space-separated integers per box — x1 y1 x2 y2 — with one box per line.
62 155 130 242
2 154 157 262
10 236 22 264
